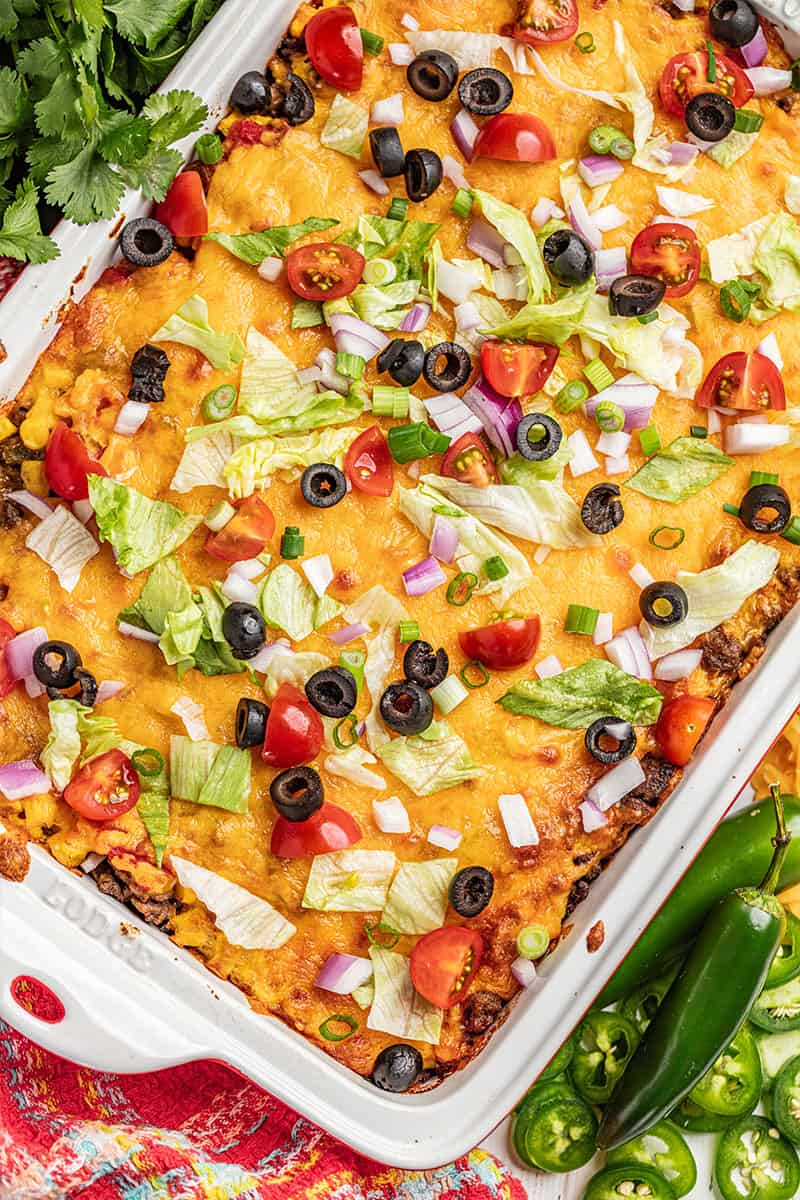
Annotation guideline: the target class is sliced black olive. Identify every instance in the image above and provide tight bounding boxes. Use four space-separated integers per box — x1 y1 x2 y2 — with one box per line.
73 668 98 707
281 72 315 125
684 92 736 143
33 640 81 689
305 666 357 718
585 717 637 765
403 640 448 689
406 50 459 102
372 1043 423 1092
542 228 594 286
404 148 443 203
236 697 269 748
120 218 174 269
380 680 434 735
300 462 347 508
269 765 324 822
449 866 495 918
422 342 471 392
377 337 425 387
516 413 562 462
639 581 689 628
230 70 270 114
739 483 791 534
369 127 405 178
458 68 514 116
222 602 267 659
709 0 759 47
129 344 170 404
581 483 625 535
609 274 666 318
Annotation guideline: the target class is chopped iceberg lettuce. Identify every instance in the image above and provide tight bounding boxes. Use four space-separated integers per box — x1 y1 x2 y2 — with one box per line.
222 427 359 499
41 698 83 791
577 294 703 397
472 189 550 303
375 720 482 796
171 856 296 949
625 437 733 504
382 858 459 934
151 294 245 371
367 946 443 1044
170 428 237 493
753 212 800 315
485 280 594 344
324 745 386 789
25 505 99 593
259 563 343 643
320 94 368 158
204 217 338 264
88 476 203 576
302 849 396 912
170 735 251 812
499 660 663 728
338 215 438 283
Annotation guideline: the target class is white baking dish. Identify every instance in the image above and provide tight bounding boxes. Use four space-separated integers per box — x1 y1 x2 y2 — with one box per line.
2 0 800 1171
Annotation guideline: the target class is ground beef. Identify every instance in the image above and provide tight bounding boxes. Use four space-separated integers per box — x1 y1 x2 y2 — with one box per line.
462 991 505 1035
0 833 30 882
0 435 45 529
92 861 176 930
777 95 797 114
565 864 602 917
626 753 677 807
702 628 745 675
0 496 23 529
275 33 306 64
183 159 217 194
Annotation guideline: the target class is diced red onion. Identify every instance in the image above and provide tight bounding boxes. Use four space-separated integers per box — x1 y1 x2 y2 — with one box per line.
401 12 419 30
668 141 699 167
725 423 789 454
605 633 639 676
4 626 48 681
535 654 563 680
428 823 462 851
372 795 410 834
80 851 106 873
114 399 149 436
756 332 783 370
569 190 601 252
498 792 539 848
72 498 93 524
580 799 609 833
399 302 431 333
328 313 389 358
594 246 628 292
596 430 630 458
24 674 45 698
338 332 382 361
567 429 599 477
171 696 209 742
0 759 52 800
96 680 126 704
741 24 768 67
359 169 390 197
745 67 793 95
301 552 333 598
388 42 414 66
7 490 52 520
593 612 613 646
315 348 351 395
533 545 550 565
424 395 483 440
584 377 657 432
686 131 715 153
511 956 538 988
118 620 160 644
620 624 652 679
429 515 460 564
593 204 627 233
651 146 674 166
246 639 289 674
605 453 630 475
222 573 259 605
467 217 507 268
707 409 722 436
315 953 373 995
587 756 646 812
402 556 447 596
370 93 404 125
713 405 741 416
654 648 703 682
628 562 655 590
297 365 324 386
451 108 479 161
329 622 369 645
257 256 283 282
461 377 522 458
442 153 470 192
455 300 482 330
531 198 561 228
579 155 624 189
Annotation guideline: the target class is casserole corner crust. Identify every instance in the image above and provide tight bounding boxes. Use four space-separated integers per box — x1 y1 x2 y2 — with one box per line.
1 0 800 1087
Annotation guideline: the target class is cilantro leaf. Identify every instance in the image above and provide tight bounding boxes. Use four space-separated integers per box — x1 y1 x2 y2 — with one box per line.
0 0 18 39
118 146 181 201
142 88 207 145
0 181 59 264
34 70 83 138
98 111 151 164
16 37 62 83
106 0 195 50
45 142 126 224
205 218 339 264
0 68 32 137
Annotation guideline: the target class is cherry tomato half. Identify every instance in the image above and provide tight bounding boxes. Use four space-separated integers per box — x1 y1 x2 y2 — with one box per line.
155 171 208 238
63 749 140 821
459 615 541 670
271 801 362 858
441 432 499 487
287 242 365 302
205 494 275 562
629 223 700 299
473 114 557 165
44 421 107 502
658 51 753 118
410 927 484 1009
345 425 394 496
512 0 578 43
0 618 18 700
262 682 324 769
305 6 363 92
696 351 786 412
655 695 716 767
481 341 558 399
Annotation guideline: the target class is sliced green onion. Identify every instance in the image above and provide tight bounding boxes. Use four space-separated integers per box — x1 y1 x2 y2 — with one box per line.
319 1013 358 1041
564 604 599 636
554 379 589 414
483 555 509 581
372 384 410 419
587 124 622 155
792 60 800 91
781 515 800 545
575 31 595 52
637 311 658 325
723 502 741 517
387 197 409 221
360 27 384 55
734 108 764 133
447 571 477 607
333 715 359 750
516 924 550 960
340 648 366 694
720 277 760 323
706 39 716 83
639 425 661 457
204 499 235 532
202 384 237 422
610 133 635 161
399 619 420 644
460 659 490 689
280 525 304 559
292 299 324 329
196 133 223 164
430 673 469 715
583 358 614 392
451 188 473 218
363 257 397 286
649 525 685 550
387 422 450 464
365 918 400 949
749 471 779 488
595 400 625 433
690 425 708 439
131 748 165 779
336 351 365 380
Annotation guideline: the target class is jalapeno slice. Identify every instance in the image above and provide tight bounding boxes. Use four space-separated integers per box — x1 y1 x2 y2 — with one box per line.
714 1116 800 1200
571 1010 640 1105
773 1054 800 1145
511 1090 598 1172
689 1023 763 1116
584 1163 676 1200
606 1119 697 1198
670 1095 743 1133
768 911 800 989
752 974 800 1033
538 1030 579 1082
619 966 680 1035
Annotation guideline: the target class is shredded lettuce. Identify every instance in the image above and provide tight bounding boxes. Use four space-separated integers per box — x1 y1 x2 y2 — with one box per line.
344 583 408 630
238 328 320 422
259 563 342 643
338 215 438 283
204 217 338 264
367 946 443 1044
485 280 594 344
302 849 396 912
171 856 295 949
324 745 386 789
170 428 236 493
320 94 368 158
137 762 170 867
708 129 759 169
194 587 247 677
472 188 550 303
706 217 772 286
350 280 420 329
577 294 703 397
642 540 780 658
25 505 99 594
41 699 83 791
375 720 482 796
625 437 733 504
223 427 359 499
753 213 800 315
170 735 250 812
89 476 202 576
170 736 218 802
382 858 459 934
158 601 203 668
363 624 398 752
499 659 663 728
151 293 245 371
499 441 573 485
